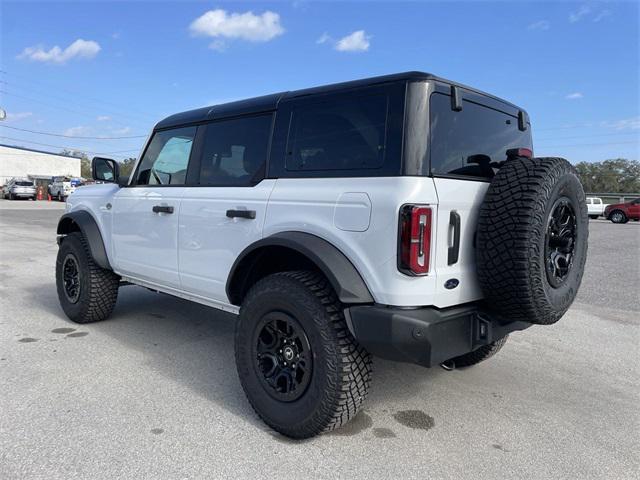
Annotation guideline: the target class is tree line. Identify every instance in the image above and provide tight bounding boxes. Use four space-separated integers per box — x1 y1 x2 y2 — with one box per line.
574 159 639 193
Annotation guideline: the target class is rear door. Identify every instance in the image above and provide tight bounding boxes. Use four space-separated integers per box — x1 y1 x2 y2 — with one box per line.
178 113 275 303
111 126 197 289
429 91 533 305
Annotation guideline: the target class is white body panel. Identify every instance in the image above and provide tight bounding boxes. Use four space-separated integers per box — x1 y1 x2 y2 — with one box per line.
264 176 481 308
431 178 487 306
178 180 276 299
65 174 484 311
111 187 186 288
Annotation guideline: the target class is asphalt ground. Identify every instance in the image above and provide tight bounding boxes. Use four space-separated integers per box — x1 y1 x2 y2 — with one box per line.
0 199 638 479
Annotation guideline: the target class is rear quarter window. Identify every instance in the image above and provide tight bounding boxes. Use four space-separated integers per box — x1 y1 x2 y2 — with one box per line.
429 92 532 179
270 84 405 178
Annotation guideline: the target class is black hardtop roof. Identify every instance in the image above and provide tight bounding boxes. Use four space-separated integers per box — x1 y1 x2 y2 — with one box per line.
155 71 524 130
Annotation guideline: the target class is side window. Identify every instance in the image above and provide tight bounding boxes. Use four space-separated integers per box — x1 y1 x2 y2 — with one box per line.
198 114 272 186
429 93 533 179
286 93 389 172
135 126 196 185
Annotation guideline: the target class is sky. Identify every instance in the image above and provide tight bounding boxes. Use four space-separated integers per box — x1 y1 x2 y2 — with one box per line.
1 0 638 163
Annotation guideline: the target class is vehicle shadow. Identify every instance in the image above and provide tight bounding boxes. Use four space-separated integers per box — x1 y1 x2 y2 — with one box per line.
26 283 443 432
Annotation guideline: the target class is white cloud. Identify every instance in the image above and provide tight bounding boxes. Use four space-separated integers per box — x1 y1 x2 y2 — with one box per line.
565 92 584 100
593 10 611 22
208 39 227 52
18 39 101 65
569 5 591 23
96 115 111 122
189 9 284 51
5 111 33 122
528 20 550 31
335 30 371 52
64 126 92 136
601 117 640 130
316 32 332 44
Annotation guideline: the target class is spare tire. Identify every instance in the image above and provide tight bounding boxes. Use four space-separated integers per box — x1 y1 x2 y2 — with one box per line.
476 157 588 325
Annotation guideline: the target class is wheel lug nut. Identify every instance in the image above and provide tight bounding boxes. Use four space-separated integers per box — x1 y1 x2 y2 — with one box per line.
292 364 296 368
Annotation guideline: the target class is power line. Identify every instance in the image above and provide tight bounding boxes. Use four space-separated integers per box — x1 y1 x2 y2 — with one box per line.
0 70 158 125
0 135 139 157
0 124 146 140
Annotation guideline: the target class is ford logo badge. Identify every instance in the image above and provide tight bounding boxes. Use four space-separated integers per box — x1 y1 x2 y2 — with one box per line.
444 278 459 290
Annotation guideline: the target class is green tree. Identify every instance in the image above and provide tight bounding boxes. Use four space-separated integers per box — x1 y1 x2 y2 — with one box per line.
574 159 639 193
119 157 137 177
60 149 91 178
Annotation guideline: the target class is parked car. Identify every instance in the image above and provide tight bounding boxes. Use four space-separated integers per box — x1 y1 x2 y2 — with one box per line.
604 198 640 223
54 71 588 439
586 197 606 219
2 178 36 200
49 176 82 202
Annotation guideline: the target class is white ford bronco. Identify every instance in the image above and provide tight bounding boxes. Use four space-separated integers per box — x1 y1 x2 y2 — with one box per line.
56 72 588 438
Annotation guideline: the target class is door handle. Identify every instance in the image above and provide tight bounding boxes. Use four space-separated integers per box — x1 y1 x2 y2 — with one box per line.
226 209 256 219
152 205 174 214
448 210 461 265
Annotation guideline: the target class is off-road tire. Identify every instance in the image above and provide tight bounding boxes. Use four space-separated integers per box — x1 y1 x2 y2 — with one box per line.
235 271 372 439
477 157 588 325
56 232 119 323
449 336 509 368
609 210 627 224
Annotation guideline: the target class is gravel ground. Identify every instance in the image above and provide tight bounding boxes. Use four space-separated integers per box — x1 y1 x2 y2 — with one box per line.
0 200 638 480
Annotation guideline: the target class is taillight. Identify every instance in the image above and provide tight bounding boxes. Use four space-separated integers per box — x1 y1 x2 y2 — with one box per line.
398 205 432 275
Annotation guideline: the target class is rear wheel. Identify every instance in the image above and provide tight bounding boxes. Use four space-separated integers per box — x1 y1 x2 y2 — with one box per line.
609 211 627 224
447 336 508 368
589 215 598 220
477 157 588 325
235 271 372 439
56 232 119 323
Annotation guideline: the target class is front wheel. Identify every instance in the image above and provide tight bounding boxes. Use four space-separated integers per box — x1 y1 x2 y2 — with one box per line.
589 215 599 220
56 232 119 323
58 193 64 202
235 271 372 439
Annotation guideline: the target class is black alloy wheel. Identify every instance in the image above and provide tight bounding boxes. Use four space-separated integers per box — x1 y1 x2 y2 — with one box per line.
254 312 313 402
62 253 81 303
545 197 577 288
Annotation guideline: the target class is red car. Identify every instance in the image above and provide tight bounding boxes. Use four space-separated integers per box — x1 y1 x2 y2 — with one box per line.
604 198 640 223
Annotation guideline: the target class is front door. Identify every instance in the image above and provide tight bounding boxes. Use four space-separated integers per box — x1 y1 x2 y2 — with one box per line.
111 126 197 289
178 113 275 303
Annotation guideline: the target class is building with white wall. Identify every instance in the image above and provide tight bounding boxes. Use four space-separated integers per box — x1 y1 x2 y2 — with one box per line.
0 144 82 186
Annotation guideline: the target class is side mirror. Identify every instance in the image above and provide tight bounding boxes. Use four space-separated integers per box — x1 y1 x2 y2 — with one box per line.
91 157 119 183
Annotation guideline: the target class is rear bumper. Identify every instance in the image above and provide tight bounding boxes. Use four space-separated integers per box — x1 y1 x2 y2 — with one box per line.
346 303 531 368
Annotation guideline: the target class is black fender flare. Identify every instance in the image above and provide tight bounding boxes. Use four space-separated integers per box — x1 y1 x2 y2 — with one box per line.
226 231 374 305
57 210 111 270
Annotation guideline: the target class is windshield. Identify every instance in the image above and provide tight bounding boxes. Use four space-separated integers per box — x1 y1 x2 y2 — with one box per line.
15 181 34 186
